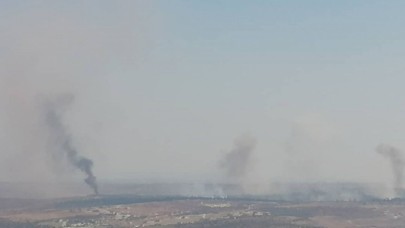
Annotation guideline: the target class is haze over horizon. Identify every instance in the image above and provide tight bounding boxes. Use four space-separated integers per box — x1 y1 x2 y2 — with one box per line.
1 0 405 197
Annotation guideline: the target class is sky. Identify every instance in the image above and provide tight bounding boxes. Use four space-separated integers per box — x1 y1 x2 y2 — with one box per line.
1 1 405 193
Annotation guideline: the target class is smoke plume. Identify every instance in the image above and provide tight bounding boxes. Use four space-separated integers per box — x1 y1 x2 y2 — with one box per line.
44 95 98 195
376 144 404 197
219 135 256 181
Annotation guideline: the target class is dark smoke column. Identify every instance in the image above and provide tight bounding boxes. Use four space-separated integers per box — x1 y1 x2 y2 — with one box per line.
376 144 404 197
44 95 99 195
219 135 256 182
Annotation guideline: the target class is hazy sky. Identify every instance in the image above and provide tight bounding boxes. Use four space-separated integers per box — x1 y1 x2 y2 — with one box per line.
1 1 405 189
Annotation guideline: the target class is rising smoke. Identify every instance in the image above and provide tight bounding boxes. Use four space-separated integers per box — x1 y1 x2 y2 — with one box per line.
219 135 256 182
376 144 404 197
44 95 98 195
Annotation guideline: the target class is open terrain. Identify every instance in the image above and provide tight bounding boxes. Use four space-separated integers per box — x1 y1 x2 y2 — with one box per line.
1 195 405 228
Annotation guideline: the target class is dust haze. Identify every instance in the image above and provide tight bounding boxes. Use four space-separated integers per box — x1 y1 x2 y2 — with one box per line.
0 1 402 200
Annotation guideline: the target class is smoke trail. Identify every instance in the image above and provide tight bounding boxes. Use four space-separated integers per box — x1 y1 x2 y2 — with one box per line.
44 95 98 195
376 144 404 197
219 135 256 181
